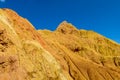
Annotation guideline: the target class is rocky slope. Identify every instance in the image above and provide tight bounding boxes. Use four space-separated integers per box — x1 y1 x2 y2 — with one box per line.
0 8 120 80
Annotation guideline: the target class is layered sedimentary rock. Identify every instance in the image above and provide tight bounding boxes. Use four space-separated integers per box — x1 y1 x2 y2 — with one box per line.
0 8 66 80
38 21 120 80
0 8 120 80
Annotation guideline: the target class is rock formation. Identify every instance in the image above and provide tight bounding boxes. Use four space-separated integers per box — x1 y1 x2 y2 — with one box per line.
0 8 120 80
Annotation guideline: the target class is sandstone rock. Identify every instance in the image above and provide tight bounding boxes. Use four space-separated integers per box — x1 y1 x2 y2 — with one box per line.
0 8 120 80
0 8 66 80
38 21 120 80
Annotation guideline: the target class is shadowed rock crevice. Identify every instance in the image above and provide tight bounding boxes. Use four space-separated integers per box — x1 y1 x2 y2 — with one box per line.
0 29 14 52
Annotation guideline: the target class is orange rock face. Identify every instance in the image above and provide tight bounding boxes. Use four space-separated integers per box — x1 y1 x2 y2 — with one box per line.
0 8 120 80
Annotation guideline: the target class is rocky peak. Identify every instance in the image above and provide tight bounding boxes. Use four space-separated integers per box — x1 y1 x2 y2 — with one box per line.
56 21 78 34
1 8 120 80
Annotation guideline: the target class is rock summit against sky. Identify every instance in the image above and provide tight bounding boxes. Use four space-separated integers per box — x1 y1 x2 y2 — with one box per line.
0 8 120 80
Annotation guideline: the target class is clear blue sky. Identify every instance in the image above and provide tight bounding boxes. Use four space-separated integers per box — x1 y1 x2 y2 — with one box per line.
0 0 120 43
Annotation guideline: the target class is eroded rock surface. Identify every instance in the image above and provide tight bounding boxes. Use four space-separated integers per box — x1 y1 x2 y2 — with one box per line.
0 8 120 80
0 8 66 80
38 21 120 80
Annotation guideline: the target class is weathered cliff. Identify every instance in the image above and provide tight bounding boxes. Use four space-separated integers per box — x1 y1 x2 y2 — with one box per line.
38 21 120 80
0 8 66 80
0 8 120 80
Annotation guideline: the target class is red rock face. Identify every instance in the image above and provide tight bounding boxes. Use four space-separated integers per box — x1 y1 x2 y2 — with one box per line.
0 8 120 80
2 9 46 46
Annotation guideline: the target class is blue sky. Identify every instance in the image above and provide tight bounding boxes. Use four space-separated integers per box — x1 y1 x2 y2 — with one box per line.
0 0 120 43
